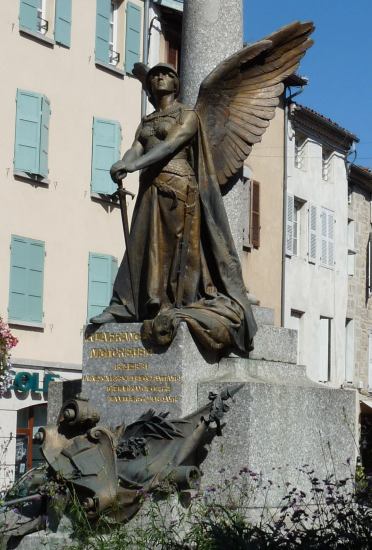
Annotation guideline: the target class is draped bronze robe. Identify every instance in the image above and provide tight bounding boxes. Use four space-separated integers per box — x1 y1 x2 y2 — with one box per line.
107 103 257 353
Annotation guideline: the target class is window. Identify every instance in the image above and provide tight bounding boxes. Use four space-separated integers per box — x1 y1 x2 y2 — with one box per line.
347 219 356 276
319 316 332 382
14 89 50 179
15 405 47 478
87 253 118 320
95 0 142 74
288 309 304 364
109 2 119 64
91 117 122 195
294 133 307 170
19 0 72 47
242 169 260 250
286 195 304 256
345 319 354 383
322 146 333 181
320 207 335 268
8 235 45 325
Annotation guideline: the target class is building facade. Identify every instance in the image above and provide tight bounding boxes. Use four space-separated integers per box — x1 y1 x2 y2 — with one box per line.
0 0 145 489
284 103 358 385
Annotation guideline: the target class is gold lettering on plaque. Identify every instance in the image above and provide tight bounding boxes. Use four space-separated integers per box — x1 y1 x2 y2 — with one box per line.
106 385 171 393
87 331 145 343
89 348 153 359
83 374 181 383
114 363 149 371
108 395 179 403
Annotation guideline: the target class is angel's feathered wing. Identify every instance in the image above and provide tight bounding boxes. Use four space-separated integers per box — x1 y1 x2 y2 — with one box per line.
195 21 314 186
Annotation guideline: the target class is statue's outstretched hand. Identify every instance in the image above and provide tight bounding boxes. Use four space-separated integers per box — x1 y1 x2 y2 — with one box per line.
110 160 128 184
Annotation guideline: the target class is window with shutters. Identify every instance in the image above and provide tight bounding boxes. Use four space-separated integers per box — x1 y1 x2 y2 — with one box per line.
14 89 51 180
319 316 332 382
91 117 122 195
87 253 118 320
19 0 72 47
8 235 45 326
347 219 356 276
320 207 335 269
95 0 142 75
286 195 305 257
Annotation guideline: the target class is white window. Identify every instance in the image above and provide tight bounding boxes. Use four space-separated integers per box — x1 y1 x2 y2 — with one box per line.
109 2 119 65
345 319 354 383
286 195 305 257
37 0 48 34
319 317 332 382
308 204 317 263
347 219 356 276
320 207 335 268
294 133 307 170
322 147 333 181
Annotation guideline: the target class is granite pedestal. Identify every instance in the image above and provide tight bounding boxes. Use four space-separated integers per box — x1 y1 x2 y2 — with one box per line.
80 308 358 509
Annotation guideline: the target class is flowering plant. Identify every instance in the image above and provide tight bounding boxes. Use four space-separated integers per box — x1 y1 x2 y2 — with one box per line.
0 317 18 396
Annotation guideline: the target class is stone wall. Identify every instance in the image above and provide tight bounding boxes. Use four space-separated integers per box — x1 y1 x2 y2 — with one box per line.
347 184 372 389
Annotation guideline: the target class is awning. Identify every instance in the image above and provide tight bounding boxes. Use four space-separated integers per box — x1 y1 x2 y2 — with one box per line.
153 0 184 13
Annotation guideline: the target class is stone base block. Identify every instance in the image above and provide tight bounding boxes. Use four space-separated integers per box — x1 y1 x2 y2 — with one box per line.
198 370 358 507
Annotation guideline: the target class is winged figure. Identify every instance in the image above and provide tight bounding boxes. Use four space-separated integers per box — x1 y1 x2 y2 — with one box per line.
90 22 314 354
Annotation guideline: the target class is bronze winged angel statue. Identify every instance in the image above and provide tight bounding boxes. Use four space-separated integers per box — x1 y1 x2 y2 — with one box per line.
90 22 314 354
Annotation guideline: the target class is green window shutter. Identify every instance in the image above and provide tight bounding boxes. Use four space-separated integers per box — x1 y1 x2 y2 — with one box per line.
19 0 41 33
9 235 44 323
55 0 72 47
95 0 110 63
125 2 141 74
88 253 116 319
14 89 42 175
39 95 50 178
91 117 121 194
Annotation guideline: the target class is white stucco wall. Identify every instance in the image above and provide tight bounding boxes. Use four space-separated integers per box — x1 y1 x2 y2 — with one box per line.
284 118 349 385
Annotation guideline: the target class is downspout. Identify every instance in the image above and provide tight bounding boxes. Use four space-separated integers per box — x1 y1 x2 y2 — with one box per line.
281 86 305 327
141 0 150 117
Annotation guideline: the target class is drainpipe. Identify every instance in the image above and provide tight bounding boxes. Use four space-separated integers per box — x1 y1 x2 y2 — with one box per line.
281 86 306 328
141 0 150 117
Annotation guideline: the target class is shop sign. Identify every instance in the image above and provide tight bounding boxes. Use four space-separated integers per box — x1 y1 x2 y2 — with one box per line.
12 372 60 394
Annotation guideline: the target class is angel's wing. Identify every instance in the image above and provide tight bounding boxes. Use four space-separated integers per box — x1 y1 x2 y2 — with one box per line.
195 21 314 187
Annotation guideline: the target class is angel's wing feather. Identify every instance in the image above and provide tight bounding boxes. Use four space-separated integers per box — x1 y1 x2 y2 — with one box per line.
195 21 314 186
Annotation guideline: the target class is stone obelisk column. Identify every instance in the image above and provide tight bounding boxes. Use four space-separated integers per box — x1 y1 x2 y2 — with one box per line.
180 0 245 260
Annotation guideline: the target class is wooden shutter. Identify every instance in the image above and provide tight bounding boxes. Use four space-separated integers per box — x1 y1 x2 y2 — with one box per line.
125 2 141 74
14 90 42 175
95 0 110 63
308 204 317 263
91 117 121 194
345 319 354 383
55 0 72 47
327 210 335 267
9 235 44 323
250 180 260 248
39 95 50 178
320 208 328 266
19 0 40 33
88 253 116 319
285 194 294 256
